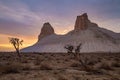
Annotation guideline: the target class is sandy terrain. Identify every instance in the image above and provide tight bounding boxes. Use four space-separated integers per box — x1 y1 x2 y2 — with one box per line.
0 52 120 80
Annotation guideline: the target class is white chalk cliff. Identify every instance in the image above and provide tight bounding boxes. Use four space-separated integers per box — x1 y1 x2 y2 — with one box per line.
21 13 120 53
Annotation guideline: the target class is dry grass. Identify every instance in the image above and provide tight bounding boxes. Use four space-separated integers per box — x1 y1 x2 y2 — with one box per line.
22 64 32 70
40 63 53 70
111 61 120 67
20 57 29 63
34 56 44 65
70 61 81 67
98 61 113 70
0 62 22 74
0 52 119 80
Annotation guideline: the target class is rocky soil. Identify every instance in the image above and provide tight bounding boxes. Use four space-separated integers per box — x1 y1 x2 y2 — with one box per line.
0 52 120 80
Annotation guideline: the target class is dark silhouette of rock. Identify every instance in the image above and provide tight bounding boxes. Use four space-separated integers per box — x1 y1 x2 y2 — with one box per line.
38 22 54 41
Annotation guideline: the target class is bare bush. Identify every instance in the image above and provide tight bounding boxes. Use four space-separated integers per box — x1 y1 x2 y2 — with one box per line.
21 57 29 63
40 63 53 70
64 45 74 53
22 64 32 70
9 37 23 58
70 62 81 67
34 56 44 65
111 61 120 67
0 62 22 74
94 61 113 71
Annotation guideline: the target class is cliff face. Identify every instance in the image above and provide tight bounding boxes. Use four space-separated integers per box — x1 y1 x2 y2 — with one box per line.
21 13 120 53
38 22 54 41
74 13 98 31
38 13 98 41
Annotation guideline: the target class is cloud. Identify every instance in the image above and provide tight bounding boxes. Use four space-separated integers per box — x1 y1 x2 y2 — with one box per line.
0 33 37 51
0 0 120 33
0 1 42 25
0 0 75 34
0 0 120 52
0 19 39 36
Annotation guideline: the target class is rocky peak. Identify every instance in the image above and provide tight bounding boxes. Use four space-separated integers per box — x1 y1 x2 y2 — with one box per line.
74 13 98 31
74 13 90 30
38 22 55 41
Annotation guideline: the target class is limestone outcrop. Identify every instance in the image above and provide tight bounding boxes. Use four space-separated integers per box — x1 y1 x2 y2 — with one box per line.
74 13 98 31
38 22 54 41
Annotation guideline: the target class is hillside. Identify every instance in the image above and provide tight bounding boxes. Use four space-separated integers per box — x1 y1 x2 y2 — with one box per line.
21 13 120 52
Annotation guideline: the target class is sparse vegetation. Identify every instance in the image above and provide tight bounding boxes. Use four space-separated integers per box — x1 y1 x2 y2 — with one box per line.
111 61 120 67
34 56 44 65
0 52 119 80
9 37 23 58
40 63 53 70
75 43 82 54
0 62 22 74
98 61 113 70
64 45 74 53
70 62 80 67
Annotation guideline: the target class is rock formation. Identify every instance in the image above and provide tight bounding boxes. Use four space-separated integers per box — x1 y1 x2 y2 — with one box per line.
38 22 54 41
74 13 98 31
21 13 120 53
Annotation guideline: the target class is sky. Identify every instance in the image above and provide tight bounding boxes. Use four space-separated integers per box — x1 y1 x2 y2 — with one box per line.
0 0 120 51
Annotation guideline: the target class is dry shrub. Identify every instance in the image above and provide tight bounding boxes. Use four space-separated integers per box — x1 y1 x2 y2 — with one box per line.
111 61 120 67
110 77 120 80
94 61 113 71
70 61 98 73
100 62 113 70
70 62 81 67
85 60 115 74
82 65 94 72
34 56 44 65
77 56 96 72
22 64 31 70
0 62 22 74
87 59 99 66
58 75 68 80
40 63 53 70
21 57 29 63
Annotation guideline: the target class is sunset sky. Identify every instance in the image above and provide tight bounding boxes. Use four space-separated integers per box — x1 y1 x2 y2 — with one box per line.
0 0 120 52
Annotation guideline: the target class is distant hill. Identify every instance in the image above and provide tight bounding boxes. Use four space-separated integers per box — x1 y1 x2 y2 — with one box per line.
21 13 120 53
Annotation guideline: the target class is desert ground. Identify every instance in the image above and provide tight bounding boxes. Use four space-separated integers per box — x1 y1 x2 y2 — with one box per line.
0 52 120 80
